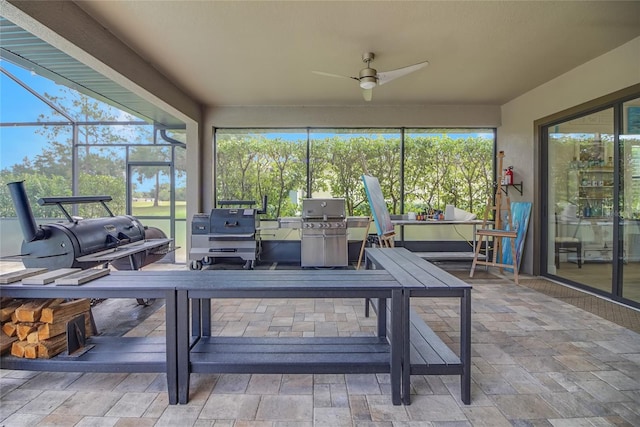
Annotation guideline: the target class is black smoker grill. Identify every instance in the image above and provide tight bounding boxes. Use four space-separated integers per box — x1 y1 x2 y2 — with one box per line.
189 197 266 270
300 198 348 267
7 181 171 272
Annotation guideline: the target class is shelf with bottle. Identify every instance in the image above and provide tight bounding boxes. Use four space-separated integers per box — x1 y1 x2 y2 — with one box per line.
576 162 613 219
578 198 614 219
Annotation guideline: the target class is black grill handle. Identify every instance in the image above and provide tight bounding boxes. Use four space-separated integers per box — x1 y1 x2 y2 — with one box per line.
224 221 239 227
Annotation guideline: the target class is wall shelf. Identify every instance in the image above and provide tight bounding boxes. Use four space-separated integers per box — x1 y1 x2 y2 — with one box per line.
500 182 523 196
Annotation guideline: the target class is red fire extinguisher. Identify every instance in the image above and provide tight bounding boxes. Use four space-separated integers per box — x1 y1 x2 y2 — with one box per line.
505 166 514 185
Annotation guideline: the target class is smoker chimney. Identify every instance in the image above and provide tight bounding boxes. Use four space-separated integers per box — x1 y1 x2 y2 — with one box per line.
7 181 45 242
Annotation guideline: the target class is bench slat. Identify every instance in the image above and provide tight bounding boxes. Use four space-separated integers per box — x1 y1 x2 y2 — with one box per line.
410 312 459 365
369 248 470 290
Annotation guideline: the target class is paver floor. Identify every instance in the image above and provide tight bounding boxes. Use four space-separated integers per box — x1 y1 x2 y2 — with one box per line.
1 262 639 426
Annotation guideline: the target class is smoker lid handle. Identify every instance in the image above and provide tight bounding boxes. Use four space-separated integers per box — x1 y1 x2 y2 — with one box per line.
218 200 256 207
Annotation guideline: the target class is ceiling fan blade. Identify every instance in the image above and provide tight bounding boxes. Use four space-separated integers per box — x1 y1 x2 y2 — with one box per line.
312 70 358 81
376 60 429 86
362 88 373 102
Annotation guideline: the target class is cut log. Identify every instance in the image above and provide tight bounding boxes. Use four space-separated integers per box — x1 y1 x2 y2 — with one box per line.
15 299 64 323
38 312 93 340
24 343 38 359
1 299 27 322
27 331 39 344
40 299 91 324
2 321 17 337
38 333 68 359
1 334 18 354
11 340 27 357
17 323 40 341
37 321 65 341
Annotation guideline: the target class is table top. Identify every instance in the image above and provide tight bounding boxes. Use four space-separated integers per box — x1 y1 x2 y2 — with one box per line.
0 268 402 296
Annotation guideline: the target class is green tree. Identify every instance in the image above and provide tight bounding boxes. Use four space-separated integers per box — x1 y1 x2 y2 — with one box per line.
261 138 306 218
129 145 171 207
0 172 71 218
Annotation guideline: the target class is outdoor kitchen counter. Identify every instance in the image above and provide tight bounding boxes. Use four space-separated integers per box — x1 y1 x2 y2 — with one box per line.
175 269 404 405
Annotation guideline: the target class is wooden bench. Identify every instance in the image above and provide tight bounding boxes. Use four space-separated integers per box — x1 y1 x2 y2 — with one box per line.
175 269 404 405
364 247 472 405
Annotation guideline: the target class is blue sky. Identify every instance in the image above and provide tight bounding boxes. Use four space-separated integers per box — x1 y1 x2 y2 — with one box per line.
0 60 65 168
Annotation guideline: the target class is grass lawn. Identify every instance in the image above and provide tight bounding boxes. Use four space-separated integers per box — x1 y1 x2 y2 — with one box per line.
132 200 186 219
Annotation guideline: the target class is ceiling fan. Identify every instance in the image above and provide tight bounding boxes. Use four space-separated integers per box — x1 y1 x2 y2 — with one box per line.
313 52 429 101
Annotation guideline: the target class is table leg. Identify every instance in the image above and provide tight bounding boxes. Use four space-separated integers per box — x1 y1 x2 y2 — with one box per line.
401 290 411 405
177 290 190 404
191 298 201 337
460 289 472 404
164 290 178 405
377 298 386 338
201 298 211 336
390 289 402 405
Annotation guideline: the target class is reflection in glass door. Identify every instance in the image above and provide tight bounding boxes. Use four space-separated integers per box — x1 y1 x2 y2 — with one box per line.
128 162 174 262
621 99 640 304
546 109 614 294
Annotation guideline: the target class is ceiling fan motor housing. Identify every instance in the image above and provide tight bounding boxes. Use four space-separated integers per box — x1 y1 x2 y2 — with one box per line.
359 67 377 89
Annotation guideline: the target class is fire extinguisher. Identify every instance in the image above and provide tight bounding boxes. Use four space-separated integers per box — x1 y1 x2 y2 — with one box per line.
505 166 514 185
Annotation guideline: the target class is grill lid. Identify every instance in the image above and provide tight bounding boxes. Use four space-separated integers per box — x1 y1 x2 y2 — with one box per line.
301 198 346 219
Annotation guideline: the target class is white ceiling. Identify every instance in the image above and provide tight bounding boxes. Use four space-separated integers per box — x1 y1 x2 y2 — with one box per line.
74 1 640 108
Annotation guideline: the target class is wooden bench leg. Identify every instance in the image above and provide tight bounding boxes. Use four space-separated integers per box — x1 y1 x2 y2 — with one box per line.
510 238 519 284
469 233 485 278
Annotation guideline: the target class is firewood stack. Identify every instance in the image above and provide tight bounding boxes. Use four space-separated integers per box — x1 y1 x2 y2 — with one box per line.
1 298 93 359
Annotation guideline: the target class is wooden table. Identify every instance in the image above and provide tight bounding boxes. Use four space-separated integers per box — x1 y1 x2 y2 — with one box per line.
174 269 404 405
0 271 179 404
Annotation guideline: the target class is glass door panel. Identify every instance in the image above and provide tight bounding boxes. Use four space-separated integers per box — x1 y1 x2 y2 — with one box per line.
547 109 614 293
128 163 174 262
621 99 640 303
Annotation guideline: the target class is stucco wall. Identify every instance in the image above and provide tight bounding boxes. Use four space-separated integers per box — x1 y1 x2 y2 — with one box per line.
499 36 640 274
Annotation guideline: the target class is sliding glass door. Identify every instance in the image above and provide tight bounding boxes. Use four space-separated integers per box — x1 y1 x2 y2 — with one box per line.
547 109 614 292
621 99 640 303
544 94 640 307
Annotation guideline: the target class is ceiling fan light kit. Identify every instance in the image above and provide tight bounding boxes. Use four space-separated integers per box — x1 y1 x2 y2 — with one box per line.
313 52 429 101
359 76 377 90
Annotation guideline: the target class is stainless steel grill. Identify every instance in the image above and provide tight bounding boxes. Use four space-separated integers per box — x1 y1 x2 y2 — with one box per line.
300 198 347 267
189 197 266 270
